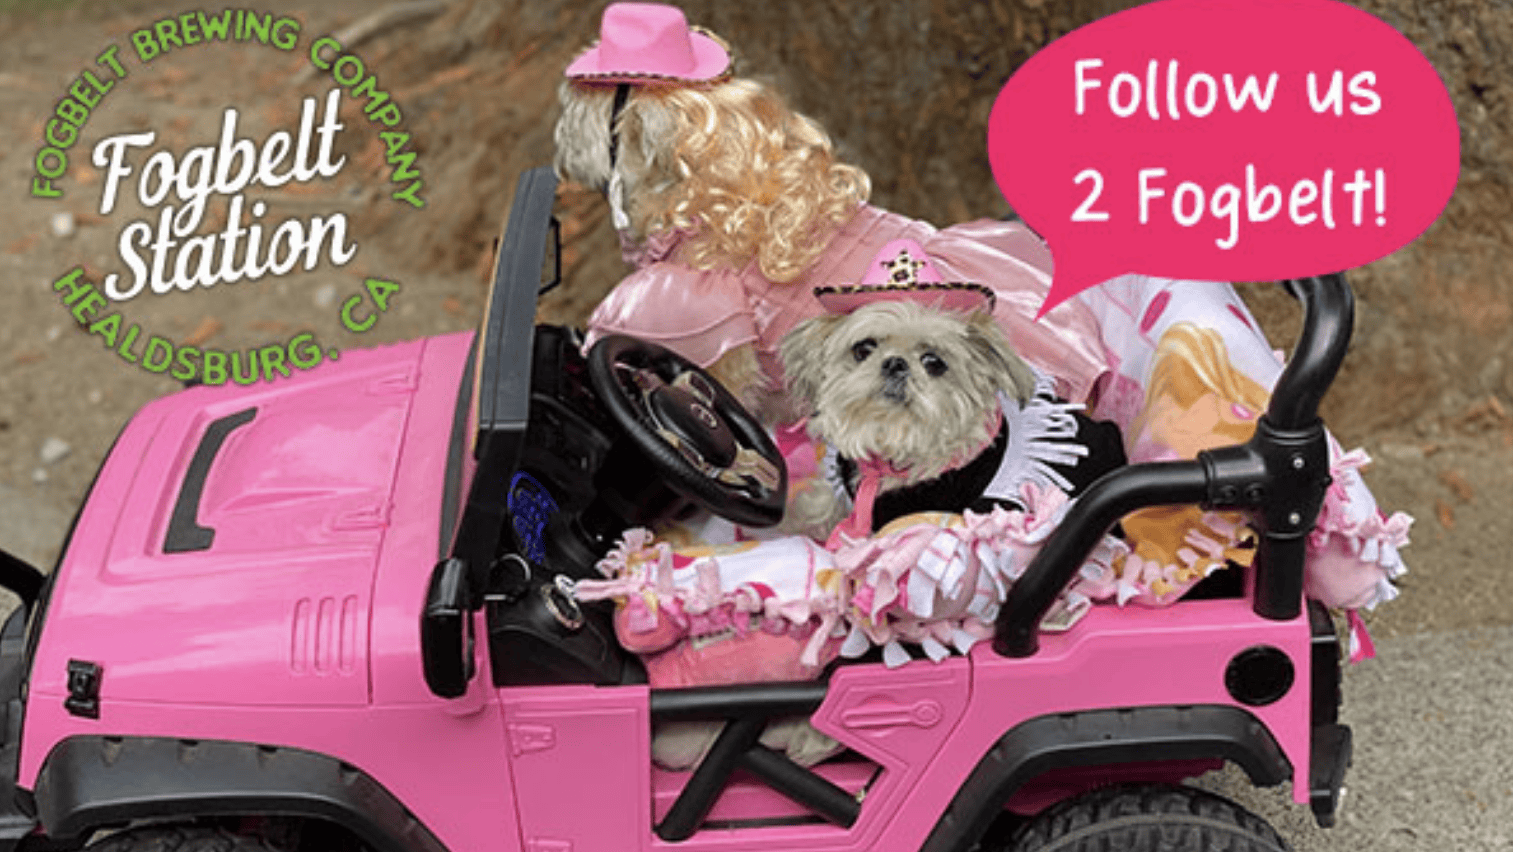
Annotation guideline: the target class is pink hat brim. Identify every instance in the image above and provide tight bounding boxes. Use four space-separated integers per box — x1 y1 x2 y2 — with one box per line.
814 282 997 315
566 25 731 83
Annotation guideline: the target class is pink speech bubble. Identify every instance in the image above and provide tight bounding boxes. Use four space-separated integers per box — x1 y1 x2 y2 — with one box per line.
987 0 1459 318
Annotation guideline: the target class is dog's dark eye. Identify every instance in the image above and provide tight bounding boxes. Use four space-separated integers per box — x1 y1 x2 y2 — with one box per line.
851 338 877 362
920 352 948 377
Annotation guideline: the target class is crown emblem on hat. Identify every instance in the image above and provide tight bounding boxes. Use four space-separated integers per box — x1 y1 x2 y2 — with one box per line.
882 249 926 286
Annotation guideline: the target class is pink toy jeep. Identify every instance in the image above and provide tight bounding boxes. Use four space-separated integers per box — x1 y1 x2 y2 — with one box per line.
0 167 1354 852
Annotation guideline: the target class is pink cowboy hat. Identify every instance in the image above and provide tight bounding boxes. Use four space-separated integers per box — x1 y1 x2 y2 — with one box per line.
815 239 996 314
566 3 733 83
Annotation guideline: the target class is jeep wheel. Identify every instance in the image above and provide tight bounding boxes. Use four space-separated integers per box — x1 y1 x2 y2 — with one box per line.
1007 785 1291 852
86 826 295 852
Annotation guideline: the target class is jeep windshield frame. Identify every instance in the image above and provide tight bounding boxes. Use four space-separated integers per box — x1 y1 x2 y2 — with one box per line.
446 166 560 600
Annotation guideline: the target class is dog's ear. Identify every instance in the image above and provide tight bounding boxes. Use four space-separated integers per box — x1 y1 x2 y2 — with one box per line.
623 94 679 184
553 81 615 190
965 312 1038 403
780 314 843 413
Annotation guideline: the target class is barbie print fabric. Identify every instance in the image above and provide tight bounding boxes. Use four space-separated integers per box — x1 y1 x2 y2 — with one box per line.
1077 275 1408 617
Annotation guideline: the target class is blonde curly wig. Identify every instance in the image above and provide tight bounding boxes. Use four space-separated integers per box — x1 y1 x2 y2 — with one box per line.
555 76 871 283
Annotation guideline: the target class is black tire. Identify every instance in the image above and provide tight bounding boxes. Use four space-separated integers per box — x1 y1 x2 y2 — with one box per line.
87 827 291 852
1007 784 1292 852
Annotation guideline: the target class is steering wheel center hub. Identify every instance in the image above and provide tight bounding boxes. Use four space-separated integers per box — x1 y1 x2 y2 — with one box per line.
590 337 787 527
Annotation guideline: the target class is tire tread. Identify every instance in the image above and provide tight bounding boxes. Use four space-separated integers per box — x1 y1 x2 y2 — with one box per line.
88 827 285 852
1009 784 1291 852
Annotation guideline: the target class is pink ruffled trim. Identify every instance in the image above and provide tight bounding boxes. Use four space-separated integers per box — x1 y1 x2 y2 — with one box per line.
1117 511 1253 607
578 444 1411 672
1105 445 1409 614
831 483 1126 664
1108 446 1410 614
1305 448 1411 611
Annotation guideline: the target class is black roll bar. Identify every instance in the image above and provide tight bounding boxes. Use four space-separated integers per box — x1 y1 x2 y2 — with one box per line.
1267 276 1355 429
993 274 1355 657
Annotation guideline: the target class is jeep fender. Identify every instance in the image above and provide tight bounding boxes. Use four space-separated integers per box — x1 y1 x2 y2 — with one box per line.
918 705 1292 852
33 737 449 852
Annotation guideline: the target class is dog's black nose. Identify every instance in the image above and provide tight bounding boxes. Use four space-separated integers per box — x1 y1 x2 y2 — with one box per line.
881 356 909 379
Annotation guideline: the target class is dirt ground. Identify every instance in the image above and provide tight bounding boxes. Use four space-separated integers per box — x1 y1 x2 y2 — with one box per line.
0 0 1510 847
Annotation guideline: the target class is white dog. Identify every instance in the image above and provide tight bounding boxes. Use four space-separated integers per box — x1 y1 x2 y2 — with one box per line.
779 239 1127 543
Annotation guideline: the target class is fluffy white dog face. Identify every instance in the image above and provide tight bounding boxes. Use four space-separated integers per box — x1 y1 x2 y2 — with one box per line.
781 301 1037 483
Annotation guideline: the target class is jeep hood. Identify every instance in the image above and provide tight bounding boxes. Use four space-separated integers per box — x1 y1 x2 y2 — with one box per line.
28 333 475 709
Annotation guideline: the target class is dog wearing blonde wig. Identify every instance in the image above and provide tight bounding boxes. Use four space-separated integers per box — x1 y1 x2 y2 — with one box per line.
553 73 870 414
554 76 868 282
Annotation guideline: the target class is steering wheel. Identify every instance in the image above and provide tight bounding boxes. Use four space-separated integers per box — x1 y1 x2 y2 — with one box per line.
587 336 787 527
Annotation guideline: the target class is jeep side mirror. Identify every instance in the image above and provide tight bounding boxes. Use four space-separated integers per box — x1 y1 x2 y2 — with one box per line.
421 557 475 698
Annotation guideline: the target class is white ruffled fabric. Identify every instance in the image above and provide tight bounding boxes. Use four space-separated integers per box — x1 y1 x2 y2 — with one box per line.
577 445 1410 672
982 376 1089 500
831 483 1125 665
